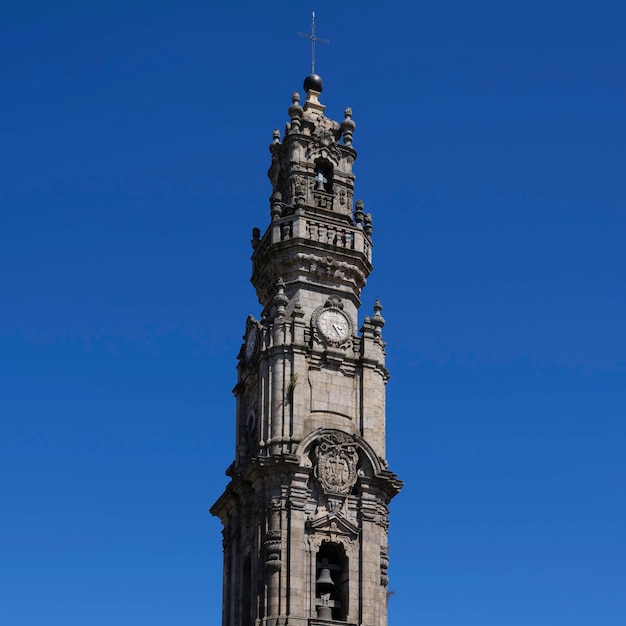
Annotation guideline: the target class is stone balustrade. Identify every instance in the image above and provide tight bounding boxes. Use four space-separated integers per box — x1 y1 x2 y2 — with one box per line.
254 215 372 266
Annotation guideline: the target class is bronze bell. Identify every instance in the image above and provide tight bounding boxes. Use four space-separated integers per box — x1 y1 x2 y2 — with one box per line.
316 567 335 587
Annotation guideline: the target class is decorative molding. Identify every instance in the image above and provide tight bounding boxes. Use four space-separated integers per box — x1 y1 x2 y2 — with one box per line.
291 253 367 288
264 529 282 572
374 503 390 530
307 528 355 552
380 545 389 587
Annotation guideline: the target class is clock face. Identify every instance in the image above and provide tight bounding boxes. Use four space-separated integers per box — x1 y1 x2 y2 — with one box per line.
245 327 257 360
318 309 350 342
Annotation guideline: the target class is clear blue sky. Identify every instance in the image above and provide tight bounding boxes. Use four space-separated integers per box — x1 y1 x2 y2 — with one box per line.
2 1 625 624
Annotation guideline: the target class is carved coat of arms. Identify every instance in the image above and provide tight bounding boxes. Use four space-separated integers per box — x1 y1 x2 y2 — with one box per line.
314 432 359 495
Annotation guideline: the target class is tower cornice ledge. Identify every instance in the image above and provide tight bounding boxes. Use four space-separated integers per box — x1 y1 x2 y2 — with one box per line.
251 238 372 312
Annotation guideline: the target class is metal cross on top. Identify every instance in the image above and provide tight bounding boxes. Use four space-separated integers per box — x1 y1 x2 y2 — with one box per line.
298 11 329 74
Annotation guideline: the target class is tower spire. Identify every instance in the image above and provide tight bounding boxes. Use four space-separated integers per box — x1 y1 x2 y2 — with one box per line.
298 11 329 74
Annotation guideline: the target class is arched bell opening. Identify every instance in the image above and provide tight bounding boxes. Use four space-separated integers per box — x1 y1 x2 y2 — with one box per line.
315 542 348 621
313 159 334 194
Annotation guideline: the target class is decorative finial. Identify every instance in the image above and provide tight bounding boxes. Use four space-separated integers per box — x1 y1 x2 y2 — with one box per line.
251 227 261 249
363 213 373 237
371 299 385 338
354 199 365 225
272 278 289 317
341 107 356 146
303 73 323 94
298 11 329 75
288 92 303 134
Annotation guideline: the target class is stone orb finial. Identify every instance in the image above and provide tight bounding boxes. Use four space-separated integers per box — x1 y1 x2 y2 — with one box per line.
303 73 323 93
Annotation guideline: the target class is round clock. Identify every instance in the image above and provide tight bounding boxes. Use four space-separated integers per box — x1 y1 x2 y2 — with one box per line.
317 308 351 343
245 326 257 361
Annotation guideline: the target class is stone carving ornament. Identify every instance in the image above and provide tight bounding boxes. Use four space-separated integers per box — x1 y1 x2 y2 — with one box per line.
291 175 306 206
264 529 282 573
380 545 389 586
264 496 282 572
314 432 359 495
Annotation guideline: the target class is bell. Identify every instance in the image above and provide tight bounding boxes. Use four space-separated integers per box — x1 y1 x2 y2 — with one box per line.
317 605 333 620
313 170 328 191
316 567 335 586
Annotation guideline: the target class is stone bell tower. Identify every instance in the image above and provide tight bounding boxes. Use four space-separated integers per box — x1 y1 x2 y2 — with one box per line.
210 73 402 626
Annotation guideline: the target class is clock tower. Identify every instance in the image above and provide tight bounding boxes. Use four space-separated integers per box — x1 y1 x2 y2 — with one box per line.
211 73 402 626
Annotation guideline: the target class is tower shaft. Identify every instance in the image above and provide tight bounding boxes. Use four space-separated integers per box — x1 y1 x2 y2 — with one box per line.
211 77 402 626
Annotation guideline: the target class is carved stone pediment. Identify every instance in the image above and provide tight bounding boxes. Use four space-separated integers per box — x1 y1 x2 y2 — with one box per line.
307 512 359 538
305 137 341 165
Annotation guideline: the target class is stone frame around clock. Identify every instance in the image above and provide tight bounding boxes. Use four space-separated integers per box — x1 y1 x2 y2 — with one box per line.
311 304 353 348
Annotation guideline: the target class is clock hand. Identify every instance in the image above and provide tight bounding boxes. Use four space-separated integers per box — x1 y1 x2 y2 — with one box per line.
332 323 344 336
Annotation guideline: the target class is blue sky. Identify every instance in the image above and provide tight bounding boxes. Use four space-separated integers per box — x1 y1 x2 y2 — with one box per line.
2 1 625 624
